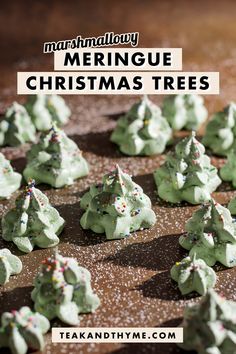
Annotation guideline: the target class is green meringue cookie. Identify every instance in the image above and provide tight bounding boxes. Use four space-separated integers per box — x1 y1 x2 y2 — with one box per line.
203 102 236 156
220 149 236 188
110 96 172 156
170 254 216 295
179 199 236 267
23 124 89 188
2 180 65 253
162 94 208 131
154 131 221 204
179 290 236 354
0 306 50 354
0 248 22 285
25 94 71 131
0 153 21 199
0 102 36 147
31 253 100 325
80 164 156 239
228 196 236 215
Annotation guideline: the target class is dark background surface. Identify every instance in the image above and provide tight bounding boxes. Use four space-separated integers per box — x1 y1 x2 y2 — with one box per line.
0 1 236 354
0 0 236 109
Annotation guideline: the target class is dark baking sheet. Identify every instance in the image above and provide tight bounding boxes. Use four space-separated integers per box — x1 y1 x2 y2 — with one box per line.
0 94 236 354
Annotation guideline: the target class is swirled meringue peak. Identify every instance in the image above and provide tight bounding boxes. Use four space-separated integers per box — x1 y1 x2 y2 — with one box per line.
179 199 236 267
0 153 21 199
0 306 50 354
179 290 236 354
220 148 236 188
2 180 65 253
25 94 71 131
110 96 172 156
0 248 22 285
203 102 236 156
80 164 156 239
170 253 216 295
162 94 208 131
23 124 89 188
154 132 221 204
31 253 100 325
0 102 36 147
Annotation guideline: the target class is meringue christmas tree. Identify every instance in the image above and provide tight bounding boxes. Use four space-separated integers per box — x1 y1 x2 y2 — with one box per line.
0 153 21 199
154 132 221 204
0 249 22 285
203 102 236 156
31 253 100 325
2 180 65 253
80 164 156 239
0 102 36 147
162 94 208 131
170 253 216 295
25 94 71 131
23 124 89 188
0 306 50 354
220 148 236 188
110 96 172 156
179 199 236 267
228 196 236 215
179 290 236 354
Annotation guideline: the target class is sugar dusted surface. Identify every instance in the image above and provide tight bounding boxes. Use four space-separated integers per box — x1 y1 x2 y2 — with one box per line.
0 91 236 354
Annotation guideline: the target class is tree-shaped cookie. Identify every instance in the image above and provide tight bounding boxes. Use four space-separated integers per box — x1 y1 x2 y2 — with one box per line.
228 196 236 215
162 94 208 130
0 306 50 354
31 253 100 325
220 148 236 188
23 124 89 188
25 94 71 131
0 249 22 285
170 254 216 295
0 102 36 146
0 153 21 199
2 180 65 253
179 290 236 354
110 96 172 155
203 102 236 156
80 164 156 239
179 199 236 267
154 132 221 204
